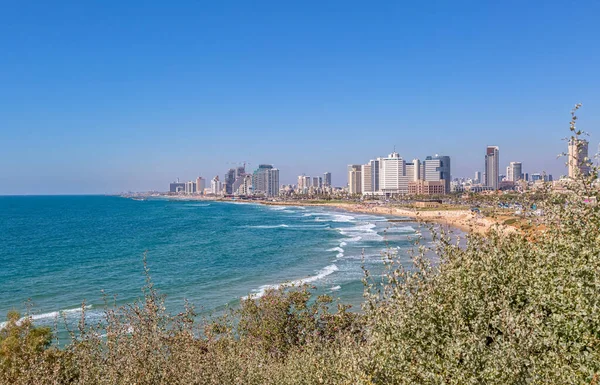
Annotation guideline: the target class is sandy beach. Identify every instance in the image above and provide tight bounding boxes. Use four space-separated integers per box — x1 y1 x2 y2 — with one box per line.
143 195 513 235
258 200 515 235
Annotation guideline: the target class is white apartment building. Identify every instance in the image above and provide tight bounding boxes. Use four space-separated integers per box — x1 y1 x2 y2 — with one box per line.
380 152 406 195
507 162 522 182
348 165 362 194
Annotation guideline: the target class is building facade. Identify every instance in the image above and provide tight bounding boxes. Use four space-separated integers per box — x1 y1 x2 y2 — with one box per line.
484 146 500 190
506 162 522 182
568 139 590 178
253 164 279 197
347 165 362 195
408 180 446 195
323 172 332 188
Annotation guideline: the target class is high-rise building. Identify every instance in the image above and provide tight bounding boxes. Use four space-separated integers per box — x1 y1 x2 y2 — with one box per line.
253 164 279 197
474 171 481 184
224 168 236 194
169 181 186 193
423 155 450 193
347 165 362 194
323 172 332 188
380 152 406 195
568 138 590 178
185 181 196 195
211 176 222 195
506 162 522 182
484 146 500 190
268 168 280 197
361 163 372 194
196 177 206 195
312 176 321 189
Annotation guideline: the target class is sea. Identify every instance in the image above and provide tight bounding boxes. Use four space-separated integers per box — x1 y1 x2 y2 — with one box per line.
0 196 426 337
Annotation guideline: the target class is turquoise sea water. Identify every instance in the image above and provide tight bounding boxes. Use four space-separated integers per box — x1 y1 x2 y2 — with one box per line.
0 196 423 333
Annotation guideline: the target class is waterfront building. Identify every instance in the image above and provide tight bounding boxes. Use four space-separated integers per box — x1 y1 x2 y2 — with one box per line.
297 175 311 192
236 175 253 195
185 181 196 195
408 180 446 195
380 152 406 195
347 165 362 195
169 181 186 193
312 176 321 189
484 146 500 190
361 163 372 194
224 168 236 194
507 162 522 182
424 155 451 193
253 164 279 197
211 176 222 195
568 138 590 178
323 172 332 188
196 177 206 195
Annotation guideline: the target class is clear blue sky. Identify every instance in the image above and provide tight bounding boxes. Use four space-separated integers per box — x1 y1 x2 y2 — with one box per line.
1 0 599 194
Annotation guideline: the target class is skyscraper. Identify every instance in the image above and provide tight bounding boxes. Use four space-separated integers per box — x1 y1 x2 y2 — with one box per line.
474 171 481 184
347 165 362 194
484 146 500 190
506 162 522 182
196 177 206 195
323 172 332 188
224 168 236 194
312 176 321 189
361 163 372 194
380 151 405 195
568 139 590 178
211 176 222 195
268 168 280 197
424 155 451 193
253 164 279 197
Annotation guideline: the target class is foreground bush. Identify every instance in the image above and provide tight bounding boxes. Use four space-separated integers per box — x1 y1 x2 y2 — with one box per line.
1 107 599 384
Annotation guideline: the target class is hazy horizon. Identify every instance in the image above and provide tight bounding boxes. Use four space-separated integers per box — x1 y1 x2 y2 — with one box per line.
2 1 599 195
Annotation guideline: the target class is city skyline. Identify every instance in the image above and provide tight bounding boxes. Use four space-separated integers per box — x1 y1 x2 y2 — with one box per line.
2 1 600 195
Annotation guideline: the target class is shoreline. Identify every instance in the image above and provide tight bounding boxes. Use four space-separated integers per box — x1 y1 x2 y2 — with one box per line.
129 195 513 235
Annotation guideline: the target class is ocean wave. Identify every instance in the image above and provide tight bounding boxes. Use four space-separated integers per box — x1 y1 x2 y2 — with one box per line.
246 224 290 229
0 305 94 330
337 222 384 242
186 203 211 207
327 247 344 253
243 264 339 299
269 206 288 211
330 285 341 291
382 226 416 233
331 214 355 223
339 241 347 247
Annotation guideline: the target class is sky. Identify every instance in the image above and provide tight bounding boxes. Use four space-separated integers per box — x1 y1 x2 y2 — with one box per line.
1 0 599 194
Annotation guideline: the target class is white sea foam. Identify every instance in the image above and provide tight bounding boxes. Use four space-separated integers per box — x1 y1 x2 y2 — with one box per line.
330 285 341 291
243 264 339 299
337 221 384 242
247 224 289 229
332 214 355 223
327 247 344 253
269 206 288 211
339 241 347 247
382 226 416 233
187 203 211 207
0 305 94 330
